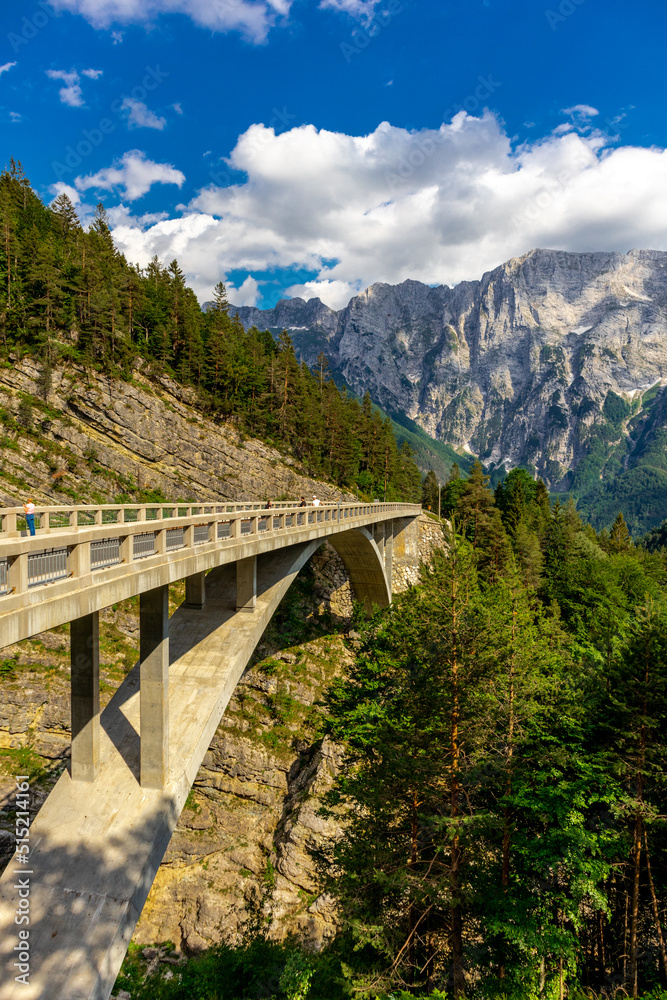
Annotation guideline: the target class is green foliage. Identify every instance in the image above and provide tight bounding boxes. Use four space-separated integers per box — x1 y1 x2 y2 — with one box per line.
317 463 667 998
279 951 315 1000
603 389 631 426
568 386 667 534
114 938 348 1000
383 408 474 482
421 469 440 511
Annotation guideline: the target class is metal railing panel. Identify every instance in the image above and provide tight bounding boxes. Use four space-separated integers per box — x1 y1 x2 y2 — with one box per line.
47 511 71 529
0 558 8 596
90 537 121 571
133 532 156 560
166 527 185 551
28 548 68 587
272 516 281 530
258 517 268 532
217 521 231 539
193 523 210 545
240 519 253 535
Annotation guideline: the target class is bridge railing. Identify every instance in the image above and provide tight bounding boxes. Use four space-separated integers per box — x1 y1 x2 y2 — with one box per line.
0 500 323 537
0 501 421 598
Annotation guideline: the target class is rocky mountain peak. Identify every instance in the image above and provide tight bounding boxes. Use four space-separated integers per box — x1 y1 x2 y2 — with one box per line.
231 248 667 524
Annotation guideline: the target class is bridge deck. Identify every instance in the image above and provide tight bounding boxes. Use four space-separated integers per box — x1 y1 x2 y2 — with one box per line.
0 502 417 647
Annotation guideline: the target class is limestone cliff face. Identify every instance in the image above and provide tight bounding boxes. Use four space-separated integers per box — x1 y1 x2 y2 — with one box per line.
0 357 353 507
232 249 667 489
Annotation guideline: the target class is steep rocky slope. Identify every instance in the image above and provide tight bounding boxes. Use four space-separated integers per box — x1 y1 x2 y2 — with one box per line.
233 249 667 526
0 356 352 508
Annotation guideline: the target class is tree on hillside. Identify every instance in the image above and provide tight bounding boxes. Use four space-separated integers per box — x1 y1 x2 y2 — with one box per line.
422 468 439 511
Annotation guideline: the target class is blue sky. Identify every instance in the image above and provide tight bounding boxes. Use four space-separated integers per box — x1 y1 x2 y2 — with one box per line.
1 0 666 308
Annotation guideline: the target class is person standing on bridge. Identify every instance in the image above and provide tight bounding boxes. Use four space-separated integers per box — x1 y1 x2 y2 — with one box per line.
312 495 321 507
23 498 36 536
299 496 307 507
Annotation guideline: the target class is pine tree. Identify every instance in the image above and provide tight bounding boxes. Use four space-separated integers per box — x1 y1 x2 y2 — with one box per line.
422 469 439 511
608 511 632 553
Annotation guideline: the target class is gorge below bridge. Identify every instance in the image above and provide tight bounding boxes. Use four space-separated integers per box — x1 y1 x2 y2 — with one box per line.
0 498 422 1000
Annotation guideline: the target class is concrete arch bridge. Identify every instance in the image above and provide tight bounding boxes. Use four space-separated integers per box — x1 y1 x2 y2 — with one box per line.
0 498 422 1000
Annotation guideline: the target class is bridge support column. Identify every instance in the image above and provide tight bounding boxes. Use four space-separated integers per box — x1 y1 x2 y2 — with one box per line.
373 522 385 564
140 585 169 789
384 521 393 599
70 611 100 782
236 555 257 613
185 570 206 609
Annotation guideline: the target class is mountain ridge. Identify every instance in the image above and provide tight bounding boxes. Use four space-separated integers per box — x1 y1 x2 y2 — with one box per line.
231 248 667 530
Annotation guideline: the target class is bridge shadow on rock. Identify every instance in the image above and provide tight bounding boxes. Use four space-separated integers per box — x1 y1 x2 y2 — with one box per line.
0 798 179 1000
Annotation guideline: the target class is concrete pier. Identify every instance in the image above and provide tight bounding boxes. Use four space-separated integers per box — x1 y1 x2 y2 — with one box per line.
184 571 206 609
236 555 257 612
139 586 169 790
70 611 100 782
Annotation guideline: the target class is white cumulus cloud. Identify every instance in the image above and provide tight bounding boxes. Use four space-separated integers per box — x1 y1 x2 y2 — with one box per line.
318 0 380 23
226 275 260 306
46 69 84 107
562 104 599 118
50 182 82 204
0 62 17 76
75 150 185 201
107 113 667 308
49 0 292 43
45 67 103 106
121 97 166 130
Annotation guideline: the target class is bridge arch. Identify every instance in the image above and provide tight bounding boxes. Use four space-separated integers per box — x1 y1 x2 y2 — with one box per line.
0 524 401 1000
326 527 391 612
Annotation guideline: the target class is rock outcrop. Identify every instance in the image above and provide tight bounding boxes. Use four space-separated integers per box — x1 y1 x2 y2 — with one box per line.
0 357 353 507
